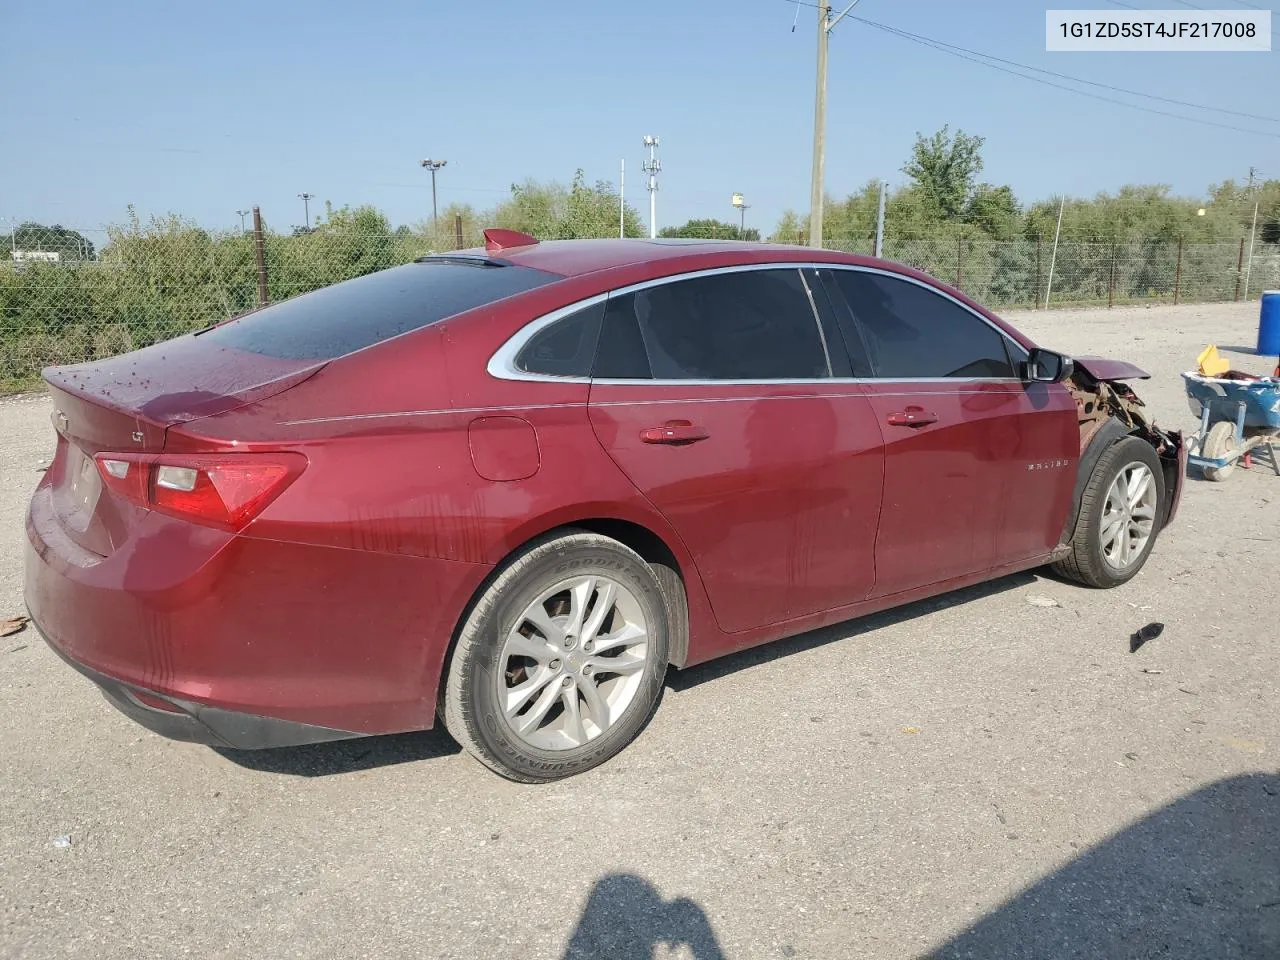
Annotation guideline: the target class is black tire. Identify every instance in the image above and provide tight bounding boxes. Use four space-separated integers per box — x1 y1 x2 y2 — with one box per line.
1052 436 1166 589
442 530 670 783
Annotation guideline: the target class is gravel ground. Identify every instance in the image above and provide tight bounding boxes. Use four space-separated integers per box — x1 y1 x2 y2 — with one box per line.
1 301 1277 959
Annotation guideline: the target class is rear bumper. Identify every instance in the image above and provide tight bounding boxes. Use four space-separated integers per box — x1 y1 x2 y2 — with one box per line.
40 628 360 748
24 482 492 743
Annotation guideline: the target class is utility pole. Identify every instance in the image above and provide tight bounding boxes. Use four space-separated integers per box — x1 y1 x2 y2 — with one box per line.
252 205 269 306
236 209 250 233
421 158 448 227
874 180 887 257
298 193 314 231
808 0 864 249
620 158 626 239
643 136 661 239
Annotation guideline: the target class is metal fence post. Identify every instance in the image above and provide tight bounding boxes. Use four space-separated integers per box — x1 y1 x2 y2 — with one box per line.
1235 237 1245 302
1174 237 1184 305
1108 243 1117 308
1035 238 1043 309
454 214 464 250
955 236 964 291
252 205 268 306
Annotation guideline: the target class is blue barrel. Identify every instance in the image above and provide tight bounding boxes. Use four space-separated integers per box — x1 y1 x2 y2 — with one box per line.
1260 291 1280 356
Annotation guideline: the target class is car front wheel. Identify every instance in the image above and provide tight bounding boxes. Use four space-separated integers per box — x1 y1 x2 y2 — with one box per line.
442 530 670 782
1052 436 1165 589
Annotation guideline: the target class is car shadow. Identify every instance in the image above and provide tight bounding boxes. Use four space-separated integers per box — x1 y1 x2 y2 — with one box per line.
563 873 726 959
925 772 1280 959
667 570 1038 693
212 727 460 777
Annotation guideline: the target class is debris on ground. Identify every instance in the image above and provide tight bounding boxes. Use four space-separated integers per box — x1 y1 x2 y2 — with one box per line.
1130 622 1165 653
1142 668 1165 675
1025 595 1060 608
1 616 29 638
51 836 70 849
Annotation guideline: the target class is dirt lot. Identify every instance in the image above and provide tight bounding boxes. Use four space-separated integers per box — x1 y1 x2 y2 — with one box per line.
1 301 1277 959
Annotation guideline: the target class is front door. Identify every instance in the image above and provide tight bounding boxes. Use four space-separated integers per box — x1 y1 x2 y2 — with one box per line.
822 267 1076 598
587 266 884 634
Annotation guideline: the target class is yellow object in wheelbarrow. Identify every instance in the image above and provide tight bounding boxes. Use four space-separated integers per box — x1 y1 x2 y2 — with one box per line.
1196 344 1230 377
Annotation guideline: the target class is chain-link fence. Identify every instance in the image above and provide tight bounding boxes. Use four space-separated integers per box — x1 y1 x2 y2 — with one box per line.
775 233 1280 310
3 221 1277 394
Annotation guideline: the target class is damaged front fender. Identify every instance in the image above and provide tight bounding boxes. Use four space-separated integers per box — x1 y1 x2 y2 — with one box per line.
1064 366 1186 534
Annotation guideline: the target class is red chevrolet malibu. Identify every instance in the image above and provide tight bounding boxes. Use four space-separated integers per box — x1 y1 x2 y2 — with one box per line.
25 230 1185 781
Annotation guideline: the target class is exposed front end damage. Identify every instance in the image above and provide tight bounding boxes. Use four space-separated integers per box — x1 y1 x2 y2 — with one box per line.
1063 362 1187 541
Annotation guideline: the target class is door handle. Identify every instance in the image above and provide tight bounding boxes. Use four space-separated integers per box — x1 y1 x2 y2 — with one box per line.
886 408 938 428
640 420 710 445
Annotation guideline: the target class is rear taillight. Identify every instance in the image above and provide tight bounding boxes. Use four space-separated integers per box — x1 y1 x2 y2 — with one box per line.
94 453 305 531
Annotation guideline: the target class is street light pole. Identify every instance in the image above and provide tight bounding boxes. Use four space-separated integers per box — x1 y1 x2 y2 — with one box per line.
808 0 864 249
421 158 448 227
298 193 314 230
236 209 250 233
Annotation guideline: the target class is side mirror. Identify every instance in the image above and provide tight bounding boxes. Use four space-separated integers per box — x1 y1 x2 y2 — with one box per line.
1024 348 1074 384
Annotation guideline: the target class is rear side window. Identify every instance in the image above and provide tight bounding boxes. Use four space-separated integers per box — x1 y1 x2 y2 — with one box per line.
514 303 604 377
593 269 830 380
830 271 1014 379
201 261 558 360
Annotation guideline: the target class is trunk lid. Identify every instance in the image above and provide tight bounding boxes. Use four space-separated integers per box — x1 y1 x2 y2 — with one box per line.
42 333 322 557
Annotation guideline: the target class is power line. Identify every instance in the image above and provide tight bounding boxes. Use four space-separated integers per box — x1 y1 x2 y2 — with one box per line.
851 15 1280 125
842 15 1280 138
789 2 1280 125
1106 0 1277 36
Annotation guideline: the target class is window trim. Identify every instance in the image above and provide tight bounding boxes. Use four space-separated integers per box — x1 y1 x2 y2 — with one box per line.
487 262 1030 386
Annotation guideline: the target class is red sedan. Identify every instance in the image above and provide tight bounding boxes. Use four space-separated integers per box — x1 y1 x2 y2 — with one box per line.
25 230 1186 781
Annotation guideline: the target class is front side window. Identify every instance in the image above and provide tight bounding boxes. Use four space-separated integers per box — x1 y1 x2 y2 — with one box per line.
831 271 1015 379
592 269 830 380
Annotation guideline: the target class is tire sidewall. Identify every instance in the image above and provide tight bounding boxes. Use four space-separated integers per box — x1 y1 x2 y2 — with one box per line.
464 540 669 781
1086 439 1165 587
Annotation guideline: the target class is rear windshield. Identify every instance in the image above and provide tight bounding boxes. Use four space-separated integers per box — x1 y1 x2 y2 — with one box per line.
200 261 559 360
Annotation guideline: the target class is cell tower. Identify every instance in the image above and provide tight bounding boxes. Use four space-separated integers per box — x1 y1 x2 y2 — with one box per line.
643 136 661 239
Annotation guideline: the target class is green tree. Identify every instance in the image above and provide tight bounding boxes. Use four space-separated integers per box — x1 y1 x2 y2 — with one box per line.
491 170 645 239
4 222 96 260
902 126 986 221
964 184 1020 239
660 218 760 241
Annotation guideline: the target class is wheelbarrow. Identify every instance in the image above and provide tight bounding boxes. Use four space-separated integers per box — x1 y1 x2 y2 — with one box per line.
1182 372 1280 481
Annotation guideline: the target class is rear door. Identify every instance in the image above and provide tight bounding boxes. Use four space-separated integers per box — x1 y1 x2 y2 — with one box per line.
587 266 884 634
821 267 1076 597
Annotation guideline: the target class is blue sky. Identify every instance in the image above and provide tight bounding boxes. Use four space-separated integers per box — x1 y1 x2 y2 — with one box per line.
1 0 1275 238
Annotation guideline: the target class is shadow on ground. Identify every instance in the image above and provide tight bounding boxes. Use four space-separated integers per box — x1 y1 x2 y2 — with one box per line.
667 570 1038 692
213 727 460 776
563 873 725 960
926 773 1280 959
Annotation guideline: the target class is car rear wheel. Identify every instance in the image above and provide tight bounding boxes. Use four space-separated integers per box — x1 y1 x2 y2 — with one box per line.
1052 436 1165 589
442 530 670 782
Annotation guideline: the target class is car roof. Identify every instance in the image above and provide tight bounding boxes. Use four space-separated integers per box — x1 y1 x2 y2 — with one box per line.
449 238 883 279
